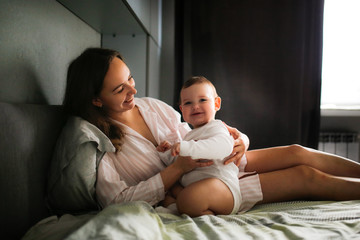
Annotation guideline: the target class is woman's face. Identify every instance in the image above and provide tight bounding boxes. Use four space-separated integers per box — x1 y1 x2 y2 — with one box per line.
92 57 137 117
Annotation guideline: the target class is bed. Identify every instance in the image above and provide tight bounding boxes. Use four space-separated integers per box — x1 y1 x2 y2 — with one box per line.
23 200 360 239
1 102 359 240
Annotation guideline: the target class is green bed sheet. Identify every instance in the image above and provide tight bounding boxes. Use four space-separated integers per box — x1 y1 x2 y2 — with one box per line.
23 200 360 240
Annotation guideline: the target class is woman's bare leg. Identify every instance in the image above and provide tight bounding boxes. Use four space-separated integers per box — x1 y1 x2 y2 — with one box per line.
257 165 360 204
246 145 360 177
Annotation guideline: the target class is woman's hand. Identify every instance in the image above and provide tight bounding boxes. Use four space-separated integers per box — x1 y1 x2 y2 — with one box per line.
223 123 249 166
174 155 213 174
160 156 213 191
225 137 245 166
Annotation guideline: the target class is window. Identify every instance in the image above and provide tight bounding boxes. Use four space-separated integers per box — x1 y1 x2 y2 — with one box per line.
321 0 360 111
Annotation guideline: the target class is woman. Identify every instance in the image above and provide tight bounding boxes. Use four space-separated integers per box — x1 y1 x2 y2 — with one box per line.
48 47 360 215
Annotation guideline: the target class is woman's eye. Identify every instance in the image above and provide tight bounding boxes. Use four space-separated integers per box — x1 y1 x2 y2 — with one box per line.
117 87 124 93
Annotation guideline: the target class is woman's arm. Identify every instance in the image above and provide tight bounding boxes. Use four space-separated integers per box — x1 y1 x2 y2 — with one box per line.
96 154 213 208
160 155 213 191
96 156 165 207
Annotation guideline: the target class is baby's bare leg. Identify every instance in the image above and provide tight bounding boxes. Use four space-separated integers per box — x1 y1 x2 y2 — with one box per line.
176 178 234 217
161 193 176 207
161 183 183 207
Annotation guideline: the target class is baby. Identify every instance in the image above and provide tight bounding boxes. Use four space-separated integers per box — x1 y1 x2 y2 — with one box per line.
157 76 244 217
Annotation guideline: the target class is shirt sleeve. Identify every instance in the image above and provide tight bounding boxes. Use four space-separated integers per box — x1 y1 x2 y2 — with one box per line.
96 153 165 208
180 123 234 160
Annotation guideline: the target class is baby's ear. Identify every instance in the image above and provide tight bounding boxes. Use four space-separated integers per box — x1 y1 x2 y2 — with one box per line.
215 97 221 111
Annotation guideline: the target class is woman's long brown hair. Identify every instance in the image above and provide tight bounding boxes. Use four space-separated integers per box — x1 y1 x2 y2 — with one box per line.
63 48 125 152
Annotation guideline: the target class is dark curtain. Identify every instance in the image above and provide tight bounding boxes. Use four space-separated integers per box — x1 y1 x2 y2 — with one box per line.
175 0 323 149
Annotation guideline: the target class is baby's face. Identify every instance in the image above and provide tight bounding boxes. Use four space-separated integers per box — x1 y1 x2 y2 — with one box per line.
180 83 219 128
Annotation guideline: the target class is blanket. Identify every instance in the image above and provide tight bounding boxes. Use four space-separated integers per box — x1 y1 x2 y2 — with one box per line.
22 200 360 240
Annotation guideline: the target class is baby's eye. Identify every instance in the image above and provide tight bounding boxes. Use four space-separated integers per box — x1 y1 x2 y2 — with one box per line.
200 98 207 102
184 101 191 105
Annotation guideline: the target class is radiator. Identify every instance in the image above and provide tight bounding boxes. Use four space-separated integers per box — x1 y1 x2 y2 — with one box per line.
318 132 360 162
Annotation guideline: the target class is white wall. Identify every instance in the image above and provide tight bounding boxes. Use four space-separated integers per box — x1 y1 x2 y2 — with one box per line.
0 0 173 105
0 0 100 105
102 34 148 97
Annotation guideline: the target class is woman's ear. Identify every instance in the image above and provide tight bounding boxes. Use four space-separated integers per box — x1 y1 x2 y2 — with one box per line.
215 97 221 111
92 98 103 108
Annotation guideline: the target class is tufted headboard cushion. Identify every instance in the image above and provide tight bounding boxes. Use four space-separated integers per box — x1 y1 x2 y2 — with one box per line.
0 102 67 240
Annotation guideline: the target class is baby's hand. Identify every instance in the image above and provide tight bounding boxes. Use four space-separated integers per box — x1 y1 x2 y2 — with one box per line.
157 141 172 152
171 143 180 156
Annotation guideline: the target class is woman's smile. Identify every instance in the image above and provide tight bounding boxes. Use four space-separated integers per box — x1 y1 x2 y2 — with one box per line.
125 97 134 104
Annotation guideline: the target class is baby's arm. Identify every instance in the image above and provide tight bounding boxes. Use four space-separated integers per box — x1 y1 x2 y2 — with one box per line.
181 133 233 160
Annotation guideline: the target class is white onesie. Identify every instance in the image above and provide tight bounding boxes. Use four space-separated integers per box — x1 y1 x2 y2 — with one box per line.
160 119 242 214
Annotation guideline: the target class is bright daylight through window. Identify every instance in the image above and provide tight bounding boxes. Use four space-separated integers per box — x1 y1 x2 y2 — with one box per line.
321 0 360 110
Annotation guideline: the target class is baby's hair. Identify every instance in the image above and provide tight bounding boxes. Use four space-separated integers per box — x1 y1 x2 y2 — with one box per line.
181 76 218 99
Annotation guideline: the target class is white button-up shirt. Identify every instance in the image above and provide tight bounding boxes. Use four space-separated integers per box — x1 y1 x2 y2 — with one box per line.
96 97 191 207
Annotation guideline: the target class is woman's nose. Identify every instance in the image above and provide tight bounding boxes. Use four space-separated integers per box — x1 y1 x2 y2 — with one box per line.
129 85 137 95
128 82 137 95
